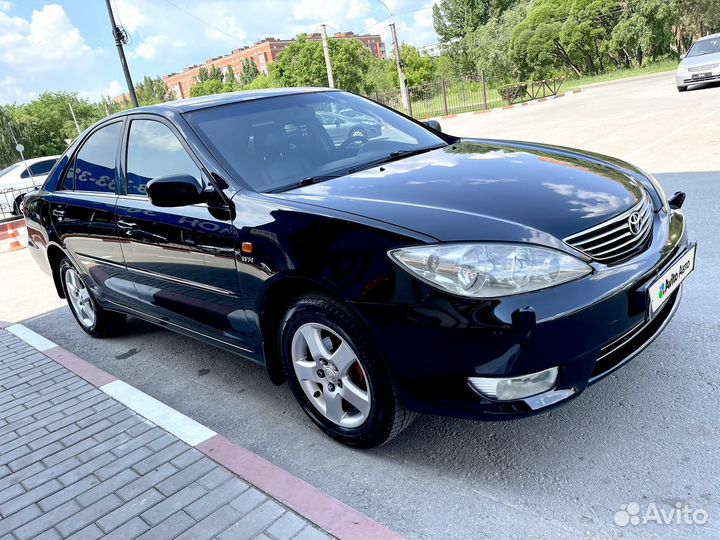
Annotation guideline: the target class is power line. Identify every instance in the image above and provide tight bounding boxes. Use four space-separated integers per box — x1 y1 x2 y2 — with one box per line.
158 0 247 44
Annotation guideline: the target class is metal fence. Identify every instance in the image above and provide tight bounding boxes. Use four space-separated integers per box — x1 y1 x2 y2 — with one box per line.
0 186 34 221
372 75 564 119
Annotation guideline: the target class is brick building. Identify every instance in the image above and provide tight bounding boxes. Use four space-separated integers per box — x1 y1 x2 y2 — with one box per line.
163 32 385 99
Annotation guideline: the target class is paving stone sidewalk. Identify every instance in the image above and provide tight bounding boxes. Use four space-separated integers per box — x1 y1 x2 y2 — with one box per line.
0 328 331 540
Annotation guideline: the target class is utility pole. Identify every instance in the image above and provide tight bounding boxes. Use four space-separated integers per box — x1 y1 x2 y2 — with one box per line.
389 22 411 115
104 0 138 107
320 24 335 88
68 101 82 136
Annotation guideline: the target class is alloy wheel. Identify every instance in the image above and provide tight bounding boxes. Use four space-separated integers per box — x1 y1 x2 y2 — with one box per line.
290 322 371 428
64 267 96 329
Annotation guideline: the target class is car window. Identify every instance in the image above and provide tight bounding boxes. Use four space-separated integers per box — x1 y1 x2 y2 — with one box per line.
126 119 201 197
186 91 446 193
29 159 56 177
688 38 720 57
71 122 122 193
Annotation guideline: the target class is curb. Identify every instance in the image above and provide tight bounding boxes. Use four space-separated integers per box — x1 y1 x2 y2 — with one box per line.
3 323 404 540
429 89 583 122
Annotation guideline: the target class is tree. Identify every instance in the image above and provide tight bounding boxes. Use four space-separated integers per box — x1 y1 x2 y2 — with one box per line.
241 74 277 90
467 1 530 84
669 0 720 53
190 79 224 97
224 65 237 85
2 92 105 162
387 44 436 87
197 65 224 84
511 0 620 78
132 76 172 106
433 0 518 74
271 35 376 93
433 0 515 42
0 106 23 169
240 58 260 85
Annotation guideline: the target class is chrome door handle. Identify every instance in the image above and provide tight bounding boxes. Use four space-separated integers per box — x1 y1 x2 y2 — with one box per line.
117 220 137 230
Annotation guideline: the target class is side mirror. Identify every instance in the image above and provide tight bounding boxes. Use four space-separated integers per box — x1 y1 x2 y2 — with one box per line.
424 119 442 132
668 191 686 210
146 174 205 207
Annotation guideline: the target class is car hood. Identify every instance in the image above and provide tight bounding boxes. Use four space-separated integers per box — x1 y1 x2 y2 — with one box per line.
272 140 647 245
679 52 720 70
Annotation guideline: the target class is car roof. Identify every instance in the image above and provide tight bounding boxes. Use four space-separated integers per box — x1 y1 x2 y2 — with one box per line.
5 155 60 168
114 87 336 116
697 32 720 42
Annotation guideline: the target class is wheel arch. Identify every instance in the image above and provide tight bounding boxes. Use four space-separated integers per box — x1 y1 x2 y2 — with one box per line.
46 242 68 299
258 274 363 386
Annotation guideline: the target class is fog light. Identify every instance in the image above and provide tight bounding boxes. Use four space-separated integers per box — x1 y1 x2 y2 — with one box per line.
467 367 559 401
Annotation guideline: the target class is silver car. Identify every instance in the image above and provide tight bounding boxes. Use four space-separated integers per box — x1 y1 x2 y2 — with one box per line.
676 33 720 92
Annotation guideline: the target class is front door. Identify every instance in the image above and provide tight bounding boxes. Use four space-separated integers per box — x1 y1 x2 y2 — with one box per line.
116 117 253 351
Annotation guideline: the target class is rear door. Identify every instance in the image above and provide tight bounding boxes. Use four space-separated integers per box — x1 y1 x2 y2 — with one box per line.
115 116 251 350
48 121 130 305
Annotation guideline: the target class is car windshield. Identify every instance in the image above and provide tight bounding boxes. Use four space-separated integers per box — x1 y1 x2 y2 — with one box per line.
687 37 720 57
185 91 448 193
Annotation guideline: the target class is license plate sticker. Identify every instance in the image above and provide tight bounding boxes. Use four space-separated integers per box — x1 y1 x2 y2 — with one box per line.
649 245 696 314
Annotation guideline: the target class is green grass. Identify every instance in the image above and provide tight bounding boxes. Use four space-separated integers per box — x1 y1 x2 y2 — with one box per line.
565 59 677 89
380 59 678 118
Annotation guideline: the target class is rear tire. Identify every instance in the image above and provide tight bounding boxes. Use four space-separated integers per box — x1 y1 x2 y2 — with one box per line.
59 258 125 338
279 294 415 448
12 195 24 216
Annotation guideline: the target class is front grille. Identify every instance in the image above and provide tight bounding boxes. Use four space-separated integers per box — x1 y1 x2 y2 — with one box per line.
683 73 720 84
688 63 719 72
564 194 653 265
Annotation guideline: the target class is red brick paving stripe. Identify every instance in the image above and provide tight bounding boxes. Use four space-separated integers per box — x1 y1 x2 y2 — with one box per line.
198 434 404 540
44 346 118 387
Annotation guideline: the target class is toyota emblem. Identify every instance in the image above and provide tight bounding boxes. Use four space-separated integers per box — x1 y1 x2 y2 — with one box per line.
628 211 642 236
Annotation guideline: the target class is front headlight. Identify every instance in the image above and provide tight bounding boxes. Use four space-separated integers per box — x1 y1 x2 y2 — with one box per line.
637 168 670 212
389 243 592 298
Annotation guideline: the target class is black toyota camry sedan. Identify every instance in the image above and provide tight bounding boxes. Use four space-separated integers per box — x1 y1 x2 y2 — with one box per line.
24 88 695 447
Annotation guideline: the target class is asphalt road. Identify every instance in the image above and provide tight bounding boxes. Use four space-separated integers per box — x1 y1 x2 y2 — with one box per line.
7 73 720 539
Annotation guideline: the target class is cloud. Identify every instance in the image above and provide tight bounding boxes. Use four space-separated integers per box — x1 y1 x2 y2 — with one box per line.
105 80 123 98
0 4 100 72
0 75 37 103
0 1 13 12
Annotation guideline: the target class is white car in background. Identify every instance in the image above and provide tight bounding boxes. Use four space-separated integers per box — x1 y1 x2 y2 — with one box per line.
676 33 720 92
0 155 59 216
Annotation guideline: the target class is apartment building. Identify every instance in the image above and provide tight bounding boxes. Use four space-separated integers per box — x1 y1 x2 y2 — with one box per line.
163 32 385 99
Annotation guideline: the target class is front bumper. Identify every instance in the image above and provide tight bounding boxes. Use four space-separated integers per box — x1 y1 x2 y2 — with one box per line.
352 208 692 420
676 69 720 87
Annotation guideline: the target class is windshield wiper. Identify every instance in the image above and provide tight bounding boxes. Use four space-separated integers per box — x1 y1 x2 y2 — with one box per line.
269 174 344 193
346 144 448 175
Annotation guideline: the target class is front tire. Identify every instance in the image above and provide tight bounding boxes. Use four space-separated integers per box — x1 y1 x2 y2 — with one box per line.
677 85 688 92
280 294 415 448
59 258 125 338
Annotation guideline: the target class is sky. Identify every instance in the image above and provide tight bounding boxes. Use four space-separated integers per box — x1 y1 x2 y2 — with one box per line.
0 0 439 105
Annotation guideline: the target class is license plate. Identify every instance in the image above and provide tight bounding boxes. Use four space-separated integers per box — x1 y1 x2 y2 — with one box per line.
692 73 711 79
649 245 696 314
